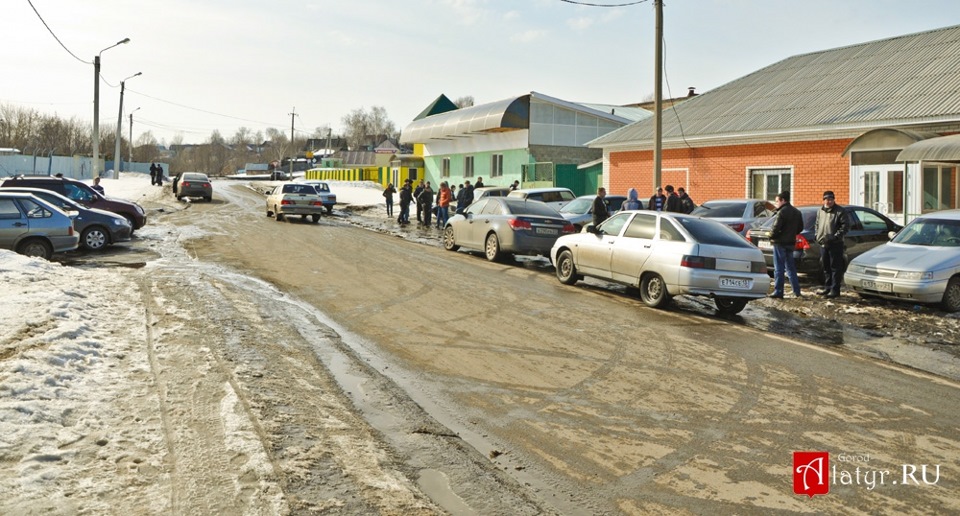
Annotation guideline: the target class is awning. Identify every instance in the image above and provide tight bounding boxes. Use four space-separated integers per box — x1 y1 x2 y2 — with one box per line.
399 95 530 143
896 133 960 162
841 128 938 157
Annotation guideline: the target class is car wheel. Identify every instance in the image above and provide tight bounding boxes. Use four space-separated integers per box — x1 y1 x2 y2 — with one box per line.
176 195 183 201
204 196 212 202
555 249 580 285
266 208 273 217
941 277 960 313
485 233 502 262
81 226 109 251
276 209 285 222
639 273 671 308
715 297 748 315
311 214 321 223
442 226 460 251
16 238 53 260
301 214 308 221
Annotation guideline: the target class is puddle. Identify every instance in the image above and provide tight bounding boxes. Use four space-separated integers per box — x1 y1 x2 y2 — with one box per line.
417 469 476 516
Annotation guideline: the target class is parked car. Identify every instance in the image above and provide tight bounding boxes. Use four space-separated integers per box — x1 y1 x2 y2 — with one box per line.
844 210 960 312
265 183 324 223
473 186 512 201
0 191 79 259
0 187 132 251
0 175 147 231
690 199 776 235
176 172 213 202
506 187 577 210
746 205 902 276
301 180 337 213
559 194 629 232
443 197 575 262
550 210 769 315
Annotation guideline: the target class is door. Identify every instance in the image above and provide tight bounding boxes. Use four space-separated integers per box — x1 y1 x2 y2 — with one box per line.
860 166 904 220
576 212 631 278
0 198 28 249
459 199 489 250
610 213 657 284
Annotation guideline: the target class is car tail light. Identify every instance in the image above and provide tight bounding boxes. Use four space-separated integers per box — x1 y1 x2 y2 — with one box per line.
202 182 211 188
745 229 753 240
796 234 810 250
752 261 767 274
562 223 576 233
729 223 745 233
281 199 295 205
180 181 190 187
681 255 716 269
312 201 323 206
508 218 533 230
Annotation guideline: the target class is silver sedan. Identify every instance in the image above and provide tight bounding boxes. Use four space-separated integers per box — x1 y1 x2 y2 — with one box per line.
443 197 575 262
550 211 770 314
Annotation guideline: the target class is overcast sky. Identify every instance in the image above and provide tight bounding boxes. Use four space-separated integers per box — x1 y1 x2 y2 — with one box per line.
5 0 960 146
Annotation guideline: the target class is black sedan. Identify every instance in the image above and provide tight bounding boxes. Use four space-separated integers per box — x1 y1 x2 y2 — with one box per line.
746 205 902 277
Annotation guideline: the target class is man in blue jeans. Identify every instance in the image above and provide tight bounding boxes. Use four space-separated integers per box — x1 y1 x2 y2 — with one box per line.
769 191 804 299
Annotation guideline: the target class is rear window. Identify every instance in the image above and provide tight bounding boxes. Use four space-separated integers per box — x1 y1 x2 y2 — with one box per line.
283 184 316 194
692 202 746 218
677 217 755 248
502 199 561 216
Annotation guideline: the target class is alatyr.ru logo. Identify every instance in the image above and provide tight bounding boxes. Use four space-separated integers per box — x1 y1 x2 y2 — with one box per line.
793 451 941 497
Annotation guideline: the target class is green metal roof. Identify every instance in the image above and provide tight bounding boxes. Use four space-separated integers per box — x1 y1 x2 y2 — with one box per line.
591 24 960 149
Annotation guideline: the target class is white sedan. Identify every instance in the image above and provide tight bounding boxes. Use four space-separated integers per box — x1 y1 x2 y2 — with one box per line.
550 211 769 315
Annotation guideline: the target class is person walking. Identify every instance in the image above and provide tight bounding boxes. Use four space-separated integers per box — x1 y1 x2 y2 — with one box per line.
382 183 396 218
768 191 804 299
648 187 666 211
413 180 425 224
814 190 850 299
149 163 157 185
678 187 696 214
664 185 683 213
437 182 452 228
398 180 413 225
622 188 642 211
419 183 435 228
155 164 164 186
592 187 610 227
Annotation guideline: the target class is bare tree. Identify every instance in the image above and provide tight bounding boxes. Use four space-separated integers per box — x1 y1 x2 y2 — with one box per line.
454 96 475 108
264 127 289 163
341 106 397 150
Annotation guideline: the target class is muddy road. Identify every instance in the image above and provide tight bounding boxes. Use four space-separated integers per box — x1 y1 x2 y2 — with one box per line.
117 182 957 514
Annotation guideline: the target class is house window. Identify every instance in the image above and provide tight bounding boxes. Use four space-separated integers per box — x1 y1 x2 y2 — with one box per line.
922 165 958 212
491 154 503 177
464 156 475 178
750 168 791 201
442 158 450 178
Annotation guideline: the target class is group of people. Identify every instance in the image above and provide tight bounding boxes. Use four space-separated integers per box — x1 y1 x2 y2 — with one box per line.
646 185 696 214
768 189 849 300
383 178 480 228
149 163 165 186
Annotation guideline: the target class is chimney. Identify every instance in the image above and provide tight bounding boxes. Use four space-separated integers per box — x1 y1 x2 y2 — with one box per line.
687 87 697 97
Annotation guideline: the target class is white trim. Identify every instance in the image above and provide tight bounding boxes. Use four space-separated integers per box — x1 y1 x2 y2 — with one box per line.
746 165 794 199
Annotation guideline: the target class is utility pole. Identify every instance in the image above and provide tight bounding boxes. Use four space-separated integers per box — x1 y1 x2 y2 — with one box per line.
92 38 130 178
288 107 298 179
653 0 663 191
129 107 140 164
115 72 141 175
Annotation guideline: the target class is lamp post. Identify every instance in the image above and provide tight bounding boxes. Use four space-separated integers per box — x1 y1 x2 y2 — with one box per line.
115 72 142 174
92 37 130 178
129 107 140 164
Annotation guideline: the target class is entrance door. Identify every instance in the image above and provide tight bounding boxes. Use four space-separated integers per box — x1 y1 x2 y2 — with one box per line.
859 166 903 220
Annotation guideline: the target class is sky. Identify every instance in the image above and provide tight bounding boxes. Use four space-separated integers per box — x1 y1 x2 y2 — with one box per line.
4 0 960 146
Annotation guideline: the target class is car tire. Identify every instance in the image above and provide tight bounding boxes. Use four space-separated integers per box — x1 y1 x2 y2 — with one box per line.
204 196 212 202
484 233 502 262
715 297 748 315
81 226 109 251
639 273 671 308
176 195 182 201
442 226 460 251
555 249 580 285
266 209 273 217
276 208 284 222
941 277 960 313
16 238 53 260
311 214 320 223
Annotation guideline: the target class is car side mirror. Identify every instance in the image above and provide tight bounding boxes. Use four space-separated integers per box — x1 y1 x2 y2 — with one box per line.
586 223 600 235
888 230 898 240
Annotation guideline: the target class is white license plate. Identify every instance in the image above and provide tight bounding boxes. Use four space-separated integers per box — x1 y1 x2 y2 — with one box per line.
536 227 558 236
720 277 752 289
757 239 772 250
862 280 893 292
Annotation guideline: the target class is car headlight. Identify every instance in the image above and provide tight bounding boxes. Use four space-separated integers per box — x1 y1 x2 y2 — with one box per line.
847 264 866 274
113 218 130 226
897 271 933 280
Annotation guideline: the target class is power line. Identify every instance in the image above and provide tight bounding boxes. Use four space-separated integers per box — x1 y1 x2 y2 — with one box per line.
126 87 285 127
26 0 90 65
559 0 648 7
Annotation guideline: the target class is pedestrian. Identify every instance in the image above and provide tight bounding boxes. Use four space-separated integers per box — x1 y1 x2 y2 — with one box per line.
648 187 666 212
664 185 682 213
622 187 642 210
815 190 850 298
155 164 164 186
414 180 425 223
419 183 435 227
382 183 396 217
474 176 485 189
398 180 413 225
592 187 610 227
437 182 452 228
509 180 520 191
91 176 105 195
461 180 474 210
678 187 696 214
768 191 804 299
149 163 157 185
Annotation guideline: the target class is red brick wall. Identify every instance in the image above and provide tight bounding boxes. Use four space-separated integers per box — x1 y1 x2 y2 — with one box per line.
608 139 852 206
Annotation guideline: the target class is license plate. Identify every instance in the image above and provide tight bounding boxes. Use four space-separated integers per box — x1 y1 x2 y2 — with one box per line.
757 239 772 250
720 277 752 289
536 227 558 236
862 280 893 292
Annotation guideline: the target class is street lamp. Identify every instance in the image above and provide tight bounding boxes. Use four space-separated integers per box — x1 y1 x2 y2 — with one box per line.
92 37 130 178
129 107 140 164
115 72 142 174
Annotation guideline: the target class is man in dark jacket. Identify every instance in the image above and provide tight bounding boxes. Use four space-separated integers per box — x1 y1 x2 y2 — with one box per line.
398 180 413 224
769 191 805 299
592 187 610 227
664 185 683 213
648 187 666 211
458 180 474 213
678 187 696 214
418 183 435 227
413 181 425 223
814 190 850 298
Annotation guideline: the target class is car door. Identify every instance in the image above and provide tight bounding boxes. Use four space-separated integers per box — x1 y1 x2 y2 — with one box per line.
610 212 658 284
844 208 894 259
459 199 489 249
0 198 28 249
576 212 631 278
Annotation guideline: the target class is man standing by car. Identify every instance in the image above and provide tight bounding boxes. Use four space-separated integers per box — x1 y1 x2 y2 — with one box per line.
664 185 683 213
815 190 850 298
648 187 666 211
678 187 696 214
592 187 610 227
769 191 804 299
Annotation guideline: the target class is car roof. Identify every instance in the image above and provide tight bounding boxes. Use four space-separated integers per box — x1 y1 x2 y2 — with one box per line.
916 209 960 220
509 187 574 194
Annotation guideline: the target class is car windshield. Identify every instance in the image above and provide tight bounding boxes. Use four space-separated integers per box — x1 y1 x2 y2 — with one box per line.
677 217 755 248
560 198 593 214
891 218 960 247
691 202 746 218
502 199 561 217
